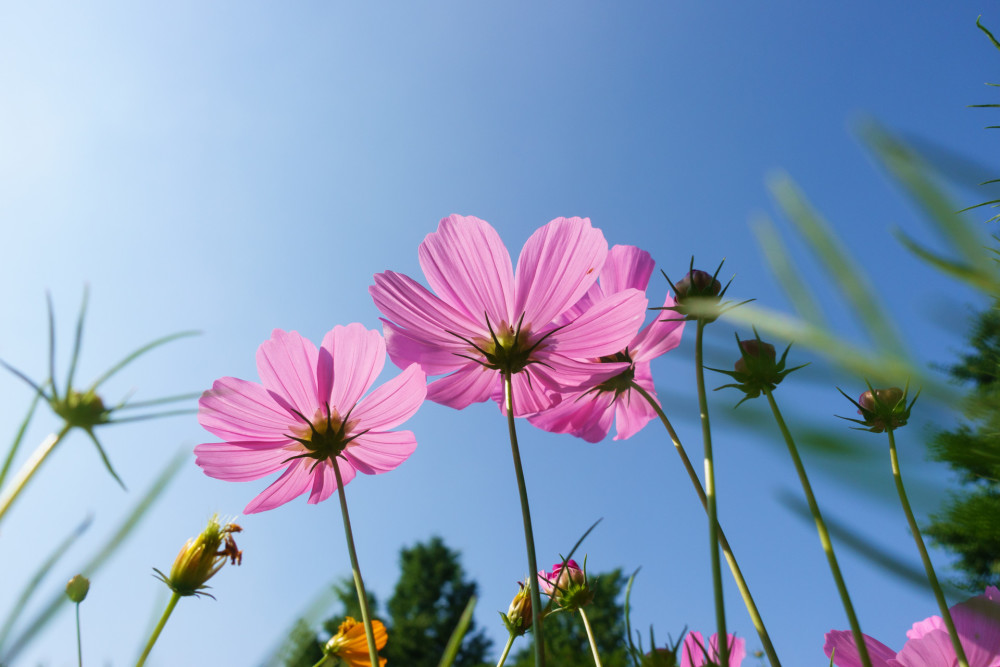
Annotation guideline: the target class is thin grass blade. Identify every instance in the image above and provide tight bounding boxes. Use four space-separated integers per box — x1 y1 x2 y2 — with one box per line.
437 595 476 667
0 392 44 490
751 214 825 326
65 287 89 397
88 331 199 391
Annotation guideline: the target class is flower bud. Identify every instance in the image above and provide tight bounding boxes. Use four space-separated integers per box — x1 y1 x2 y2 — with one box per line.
502 581 533 637
675 270 722 300
153 515 242 598
65 574 90 603
857 387 909 432
733 339 776 375
53 390 110 430
538 559 594 611
640 647 679 667
710 333 804 406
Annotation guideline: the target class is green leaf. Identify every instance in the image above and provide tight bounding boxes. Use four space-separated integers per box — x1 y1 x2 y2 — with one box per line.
437 596 476 667
751 214 825 326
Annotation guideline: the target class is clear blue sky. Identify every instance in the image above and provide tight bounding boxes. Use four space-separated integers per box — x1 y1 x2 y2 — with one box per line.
0 2 997 665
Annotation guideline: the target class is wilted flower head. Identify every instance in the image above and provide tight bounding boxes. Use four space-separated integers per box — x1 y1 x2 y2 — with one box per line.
323 617 388 667
680 631 746 667
538 558 594 611
824 586 1000 667
153 515 242 598
837 384 917 433
65 574 90 603
528 245 685 442
370 215 647 417
710 331 805 407
195 324 426 513
502 580 533 637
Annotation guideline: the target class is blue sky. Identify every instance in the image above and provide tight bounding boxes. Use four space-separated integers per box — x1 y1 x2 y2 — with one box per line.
0 2 997 665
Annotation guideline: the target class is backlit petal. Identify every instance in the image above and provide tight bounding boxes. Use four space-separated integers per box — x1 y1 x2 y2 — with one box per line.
631 292 685 363
370 271 482 349
613 364 658 440
418 215 515 325
244 460 315 514
256 329 320 418
198 376 294 444
601 245 654 295
194 442 293 481
307 459 356 505
345 430 417 474
514 217 607 327
823 630 896 667
319 324 386 412
427 364 497 409
551 289 647 358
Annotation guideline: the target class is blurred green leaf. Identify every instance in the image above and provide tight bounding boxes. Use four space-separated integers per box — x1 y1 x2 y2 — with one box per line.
437 596 476 667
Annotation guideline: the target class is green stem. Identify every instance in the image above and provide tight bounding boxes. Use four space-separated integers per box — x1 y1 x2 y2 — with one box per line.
694 320 728 667
75 603 83 667
503 372 545 667
135 592 180 666
0 423 72 528
310 657 331 667
579 608 603 667
763 389 871 667
631 382 781 667
496 634 516 667
333 461 381 667
887 429 969 667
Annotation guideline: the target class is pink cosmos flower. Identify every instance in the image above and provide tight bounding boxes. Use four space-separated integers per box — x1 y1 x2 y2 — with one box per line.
824 586 1000 667
195 325 426 514
537 559 585 597
369 215 648 416
681 631 746 667
528 245 685 442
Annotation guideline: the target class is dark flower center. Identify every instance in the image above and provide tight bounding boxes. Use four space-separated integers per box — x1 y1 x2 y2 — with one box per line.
450 313 560 376
284 403 365 469
593 350 635 397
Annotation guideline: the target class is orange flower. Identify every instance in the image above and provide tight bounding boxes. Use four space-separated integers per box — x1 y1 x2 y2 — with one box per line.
324 617 388 667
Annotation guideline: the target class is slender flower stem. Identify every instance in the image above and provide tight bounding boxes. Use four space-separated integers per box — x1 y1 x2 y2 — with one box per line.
135 592 180 667
309 657 327 667
503 372 545 667
887 429 969 667
75 603 83 667
763 388 871 667
631 382 781 667
0 423 72 528
332 462 381 667
496 634 516 667
579 608 603 667
694 320 729 667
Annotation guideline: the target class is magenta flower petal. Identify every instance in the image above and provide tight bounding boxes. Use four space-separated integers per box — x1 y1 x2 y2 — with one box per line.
256 329 321 418
370 271 481 351
306 460 356 505
381 320 470 376
198 376 298 444
427 364 498 410
418 214 515 325
612 363 658 441
823 631 896 667
244 459 315 514
352 363 427 431
345 430 418 474
196 325 426 513
600 244 655 295
319 324 386 411
193 442 293 481
513 217 606 327
681 631 746 667
631 292 685 363
552 289 647 358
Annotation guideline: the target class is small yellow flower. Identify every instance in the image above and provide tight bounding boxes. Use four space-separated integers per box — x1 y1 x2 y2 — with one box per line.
324 617 388 667
153 515 242 598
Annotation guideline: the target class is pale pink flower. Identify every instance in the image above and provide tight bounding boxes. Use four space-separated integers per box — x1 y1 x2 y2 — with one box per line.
824 586 1000 667
195 325 426 514
681 631 746 667
537 559 585 597
528 245 685 442
369 215 648 416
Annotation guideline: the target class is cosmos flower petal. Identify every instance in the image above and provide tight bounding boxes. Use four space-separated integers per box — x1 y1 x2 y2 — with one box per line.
489 366 564 417
352 363 427 431
345 430 418 474
526 391 590 435
613 363 658 440
198 376 295 444
681 632 747 667
370 271 481 349
381 320 470 375
944 586 1000 667
541 353 632 388
307 460 356 505
256 329 321 418
418 214 515 325
552 289 647 358
320 324 386 411
631 293 686 363
601 244 655 294
244 459 315 514
513 217 607 327
823 631 897 667
194 442 293 481
427 364 497 410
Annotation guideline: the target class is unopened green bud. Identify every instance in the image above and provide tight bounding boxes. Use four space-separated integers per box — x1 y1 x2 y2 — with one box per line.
710 332 805 406
675 270 722 300
838 384 918 433
53 390 109 430
65 574 90 603
502 581 533 637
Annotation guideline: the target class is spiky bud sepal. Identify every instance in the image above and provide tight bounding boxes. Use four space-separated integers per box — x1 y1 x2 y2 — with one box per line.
708 330 807 407
837 382 918 433
658 258 751 324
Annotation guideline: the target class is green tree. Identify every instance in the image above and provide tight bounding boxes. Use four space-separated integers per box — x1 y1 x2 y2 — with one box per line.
924 308 1000 590
508 569 630 667
383 536 491 667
